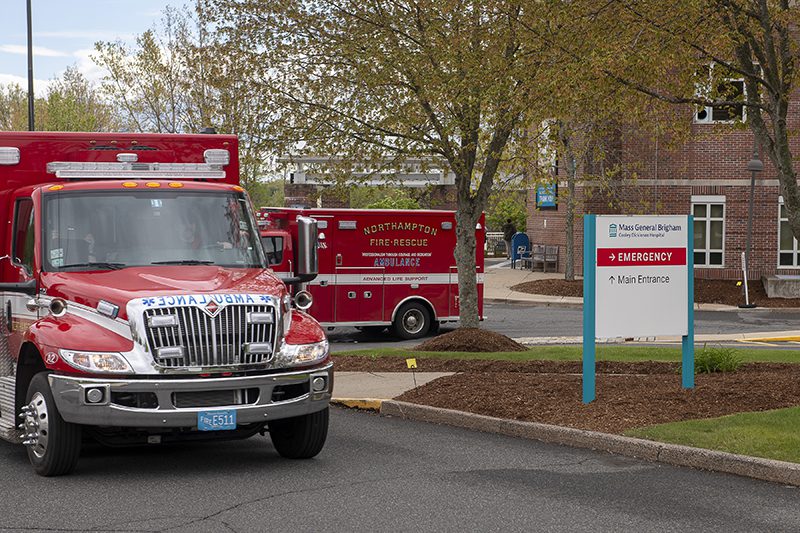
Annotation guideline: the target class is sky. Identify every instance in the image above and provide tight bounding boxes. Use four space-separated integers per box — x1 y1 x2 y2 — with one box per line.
0 0 186 95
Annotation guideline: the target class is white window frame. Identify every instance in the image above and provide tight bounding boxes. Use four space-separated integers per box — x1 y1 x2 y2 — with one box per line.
777 197 799 268
694 64 747 124
692 195 726 268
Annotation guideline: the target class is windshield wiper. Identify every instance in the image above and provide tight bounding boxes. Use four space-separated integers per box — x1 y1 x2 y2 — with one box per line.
59 262 127 271
150 260 216 266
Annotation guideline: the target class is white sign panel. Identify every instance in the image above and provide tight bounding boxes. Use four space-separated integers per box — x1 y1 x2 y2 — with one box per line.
595 216 688 338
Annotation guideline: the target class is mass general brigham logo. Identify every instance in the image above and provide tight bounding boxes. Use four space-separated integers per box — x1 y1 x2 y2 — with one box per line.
609 224 617 238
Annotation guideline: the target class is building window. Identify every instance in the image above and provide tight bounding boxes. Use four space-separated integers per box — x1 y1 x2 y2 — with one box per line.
694 64 746 123
692 196 725 267
778 201 800 267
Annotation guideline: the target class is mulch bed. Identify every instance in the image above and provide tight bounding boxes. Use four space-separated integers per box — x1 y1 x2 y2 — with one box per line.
395 365 800 434
415 328 527 352
334 355 800 434
511 277 800 307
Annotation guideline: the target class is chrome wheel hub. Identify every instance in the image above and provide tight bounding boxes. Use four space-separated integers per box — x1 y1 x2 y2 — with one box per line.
403 310 423 334
19 392 49 458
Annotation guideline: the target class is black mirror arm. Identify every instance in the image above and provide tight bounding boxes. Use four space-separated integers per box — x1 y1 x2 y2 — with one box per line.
0 279 37 295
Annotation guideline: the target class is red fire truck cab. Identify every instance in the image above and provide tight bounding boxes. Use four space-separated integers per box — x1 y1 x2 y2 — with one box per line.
259 207 485 339
0 132 332 476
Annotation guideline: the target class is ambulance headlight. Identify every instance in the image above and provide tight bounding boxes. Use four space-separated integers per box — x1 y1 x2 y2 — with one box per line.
276 339 329 367
60 350 133 374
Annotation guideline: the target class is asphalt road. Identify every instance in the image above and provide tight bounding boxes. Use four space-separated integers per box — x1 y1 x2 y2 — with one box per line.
327 301 800 351
1 408 797 532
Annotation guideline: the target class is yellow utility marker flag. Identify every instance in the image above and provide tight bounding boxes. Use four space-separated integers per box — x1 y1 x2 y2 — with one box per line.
406 358 417 369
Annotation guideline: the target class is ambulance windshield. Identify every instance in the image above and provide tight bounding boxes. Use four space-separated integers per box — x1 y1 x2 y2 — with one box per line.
43 190 265 271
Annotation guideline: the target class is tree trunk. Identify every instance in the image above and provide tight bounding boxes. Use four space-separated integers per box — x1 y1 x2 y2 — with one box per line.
565 170 576 281
558 121 578 281
454 205 481 329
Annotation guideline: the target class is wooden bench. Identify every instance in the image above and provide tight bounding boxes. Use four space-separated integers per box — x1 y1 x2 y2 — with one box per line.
529 244 559 272
544 245 559 272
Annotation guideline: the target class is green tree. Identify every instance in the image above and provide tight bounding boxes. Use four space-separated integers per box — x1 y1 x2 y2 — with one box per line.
0 84 29 131
0 68 116 132
93 4 273 195
366 194 421 210
486 192 525 233
572 0 800 241
208 0 557 328
40 67 117 131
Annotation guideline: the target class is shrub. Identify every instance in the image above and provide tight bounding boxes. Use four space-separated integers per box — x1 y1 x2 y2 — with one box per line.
695 344 742 373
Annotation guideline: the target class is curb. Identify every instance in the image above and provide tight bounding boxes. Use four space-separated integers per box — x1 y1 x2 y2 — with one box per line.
485 297 582 308
331 398 383 411
379 400 800 487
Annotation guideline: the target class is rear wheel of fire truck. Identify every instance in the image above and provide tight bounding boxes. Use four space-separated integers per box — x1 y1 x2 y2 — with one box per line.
393 302 431 339
22 372 82 476
269 407 329 459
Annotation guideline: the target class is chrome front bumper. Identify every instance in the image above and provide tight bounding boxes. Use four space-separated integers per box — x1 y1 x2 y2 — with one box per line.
48 363 333 428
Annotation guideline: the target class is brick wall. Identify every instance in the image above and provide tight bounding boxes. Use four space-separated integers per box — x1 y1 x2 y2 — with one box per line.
527 96 800 280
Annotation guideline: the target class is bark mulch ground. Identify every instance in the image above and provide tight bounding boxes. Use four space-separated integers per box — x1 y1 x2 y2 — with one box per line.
334 355 800 434
333 328 800 434
415 327 527 352
510 277 800 307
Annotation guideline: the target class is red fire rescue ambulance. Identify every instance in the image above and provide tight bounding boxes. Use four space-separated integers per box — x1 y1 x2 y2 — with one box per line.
259 207 485 339
0 131 332 476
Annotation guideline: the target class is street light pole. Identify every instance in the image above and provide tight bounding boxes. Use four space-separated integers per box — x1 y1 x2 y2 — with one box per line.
740 137 763 308
26 0 34 131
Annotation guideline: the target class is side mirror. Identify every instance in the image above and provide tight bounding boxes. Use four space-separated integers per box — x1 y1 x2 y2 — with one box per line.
282 216 318 286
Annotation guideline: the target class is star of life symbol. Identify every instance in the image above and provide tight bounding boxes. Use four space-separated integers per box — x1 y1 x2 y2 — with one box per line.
203 299 222 318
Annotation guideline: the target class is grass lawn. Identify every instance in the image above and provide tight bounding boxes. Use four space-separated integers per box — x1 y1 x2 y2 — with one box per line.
625 407 800 464
335 344 800 364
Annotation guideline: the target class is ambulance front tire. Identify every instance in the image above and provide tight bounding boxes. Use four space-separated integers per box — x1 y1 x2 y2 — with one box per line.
269 407 329 459
23 372 82 477
393 302 431 340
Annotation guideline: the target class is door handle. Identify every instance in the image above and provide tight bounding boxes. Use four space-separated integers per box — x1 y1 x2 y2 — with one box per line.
5 300 11 331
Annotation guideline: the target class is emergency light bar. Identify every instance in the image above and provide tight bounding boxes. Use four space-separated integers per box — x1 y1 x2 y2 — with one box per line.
46 161 226 180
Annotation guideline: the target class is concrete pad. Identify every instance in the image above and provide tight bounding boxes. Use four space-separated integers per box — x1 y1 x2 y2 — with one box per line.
333 372 453 400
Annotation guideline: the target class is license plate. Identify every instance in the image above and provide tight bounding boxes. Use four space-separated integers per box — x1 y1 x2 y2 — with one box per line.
197 409 237 431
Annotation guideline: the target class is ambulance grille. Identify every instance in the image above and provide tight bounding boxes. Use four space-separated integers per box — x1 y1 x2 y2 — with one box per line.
143 305 277 368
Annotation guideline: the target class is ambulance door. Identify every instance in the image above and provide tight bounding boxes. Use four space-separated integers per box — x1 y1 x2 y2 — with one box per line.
448 266 459 318
335 265 385 323
0 196 38 441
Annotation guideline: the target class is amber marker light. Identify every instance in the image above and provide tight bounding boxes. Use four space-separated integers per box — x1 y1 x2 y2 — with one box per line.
122 182 138 188
233 185 244 192
48 185 64 191
168 182 183 188
145 182 161 188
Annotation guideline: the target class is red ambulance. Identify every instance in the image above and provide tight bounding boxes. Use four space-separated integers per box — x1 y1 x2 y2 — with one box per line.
0 131 331 476
259 207 485 339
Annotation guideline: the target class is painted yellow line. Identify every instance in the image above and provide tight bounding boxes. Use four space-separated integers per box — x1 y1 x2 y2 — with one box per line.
736 339 780 347
331 398 383 411
740 335 800 343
